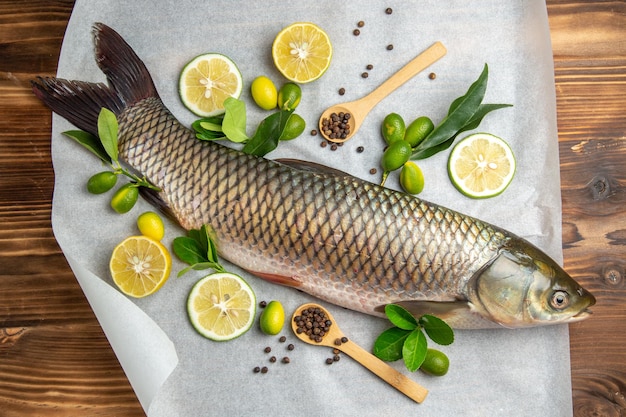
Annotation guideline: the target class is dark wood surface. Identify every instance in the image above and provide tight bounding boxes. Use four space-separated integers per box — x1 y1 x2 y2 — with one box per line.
1 1 624 415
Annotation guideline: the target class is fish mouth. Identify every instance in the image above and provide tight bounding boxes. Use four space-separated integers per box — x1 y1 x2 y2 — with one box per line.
570 308 593 322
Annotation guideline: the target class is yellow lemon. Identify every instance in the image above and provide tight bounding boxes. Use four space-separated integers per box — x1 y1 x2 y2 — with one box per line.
137 211 165 241
109 235 172 298
272 22 332 83
250 76 278 110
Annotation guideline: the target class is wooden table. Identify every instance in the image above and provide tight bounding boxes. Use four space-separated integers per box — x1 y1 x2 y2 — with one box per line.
1 1 624 415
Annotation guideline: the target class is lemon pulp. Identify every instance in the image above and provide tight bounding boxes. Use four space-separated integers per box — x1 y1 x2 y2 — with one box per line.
187 272 256 341
272 22 332 83
447 133 516 199
179 53 243 117
109 235 172 298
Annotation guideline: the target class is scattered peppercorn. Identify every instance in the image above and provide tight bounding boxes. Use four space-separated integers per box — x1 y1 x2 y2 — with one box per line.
264 346 271 353
341 337 348 343
357 20 365 27
333 355 341 362
353 29 360 36
357 146 364 153
320 141 327 148
429 72 437 80
310 129 318 136
330 144 338 151
361 72 369 78
279 335 287 343
333 348 340 354
282 357 291 364
261 366 268 374
326 358 334 365
287 343 295 351
269 356 277 363
385 7 393 14
334 338 342 346
338 87 345 95
259 300 267 308
386 44 394 51
370 168 378 175
253 366 261 373
366 64 374 70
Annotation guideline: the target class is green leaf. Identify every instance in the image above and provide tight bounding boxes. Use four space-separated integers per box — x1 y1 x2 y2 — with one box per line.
222 97 249 143
420 314 455 346
97 108 119 162
241 109 293 156
373 327 411 362
172 236 205 266
62 130 111 163
402 328 428 372
411 64 489 159
192 116 226 141
384 304 418 330
457 103 512 134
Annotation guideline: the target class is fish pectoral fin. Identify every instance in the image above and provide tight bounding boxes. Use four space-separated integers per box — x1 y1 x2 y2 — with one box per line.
382 300 503 330
248 270 302 288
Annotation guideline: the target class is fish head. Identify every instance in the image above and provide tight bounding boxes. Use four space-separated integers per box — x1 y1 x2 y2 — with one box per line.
467 240 595 328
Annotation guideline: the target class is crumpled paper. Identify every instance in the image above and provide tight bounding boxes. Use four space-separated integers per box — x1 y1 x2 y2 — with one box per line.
50 1 573 415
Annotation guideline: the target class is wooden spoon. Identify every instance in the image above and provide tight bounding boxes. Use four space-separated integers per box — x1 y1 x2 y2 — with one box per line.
318 41 446 143
291 303 429 404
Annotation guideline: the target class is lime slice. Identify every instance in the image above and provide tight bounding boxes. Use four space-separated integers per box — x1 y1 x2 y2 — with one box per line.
109 235 172 298
179 53 243 117
272 22 332 83
187 272 256 341
447 133 516 198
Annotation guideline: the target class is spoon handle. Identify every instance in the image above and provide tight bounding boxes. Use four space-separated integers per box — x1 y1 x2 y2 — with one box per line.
339 340 429 403
360 41 447 113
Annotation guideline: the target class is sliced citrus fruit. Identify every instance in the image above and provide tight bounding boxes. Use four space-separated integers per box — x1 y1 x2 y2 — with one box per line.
109 235 172 298
179 53 243 117
447 133 516 199
272 22 332 83
187 272 256 341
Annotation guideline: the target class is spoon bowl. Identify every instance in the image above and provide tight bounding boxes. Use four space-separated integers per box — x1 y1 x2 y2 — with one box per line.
319 41 446 143
291 303 429 403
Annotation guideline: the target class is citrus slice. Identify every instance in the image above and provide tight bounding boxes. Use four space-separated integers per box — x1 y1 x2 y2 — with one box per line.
272 22 332 83
447 133 516 198
109 235 172 298
187 272 256 341
179 53 243 117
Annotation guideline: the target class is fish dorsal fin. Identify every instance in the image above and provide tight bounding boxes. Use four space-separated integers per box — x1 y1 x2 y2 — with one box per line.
275 158 352 177
378 301 503 330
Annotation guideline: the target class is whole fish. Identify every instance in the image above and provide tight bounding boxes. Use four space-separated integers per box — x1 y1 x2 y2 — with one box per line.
32 23 594 329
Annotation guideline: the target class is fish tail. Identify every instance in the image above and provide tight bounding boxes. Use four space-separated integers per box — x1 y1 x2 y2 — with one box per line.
31 22 158 136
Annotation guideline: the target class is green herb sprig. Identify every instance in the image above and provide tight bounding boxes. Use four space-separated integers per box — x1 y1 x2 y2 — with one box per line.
410 64 511 160
172 224 226 277
192 97 295 157
373 304 454 372
63 108 160 213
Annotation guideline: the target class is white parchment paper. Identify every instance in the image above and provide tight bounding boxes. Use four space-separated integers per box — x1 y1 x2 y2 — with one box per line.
50 1 572 415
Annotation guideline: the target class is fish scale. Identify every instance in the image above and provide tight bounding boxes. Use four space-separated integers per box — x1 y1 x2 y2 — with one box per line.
31 23 594 328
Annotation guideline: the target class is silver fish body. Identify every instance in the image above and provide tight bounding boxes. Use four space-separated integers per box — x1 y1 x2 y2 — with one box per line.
32 23 595 329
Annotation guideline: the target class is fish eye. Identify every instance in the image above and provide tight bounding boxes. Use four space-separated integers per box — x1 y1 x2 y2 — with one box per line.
550 291 570 310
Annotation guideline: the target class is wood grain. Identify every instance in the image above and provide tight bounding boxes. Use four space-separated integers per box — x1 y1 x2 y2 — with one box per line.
0 1 624 416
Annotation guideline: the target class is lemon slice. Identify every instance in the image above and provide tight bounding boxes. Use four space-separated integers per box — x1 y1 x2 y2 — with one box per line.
109 235 172 298
179 53 243 117
187 272 256 341
447 133 516 198
272 22 332 83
